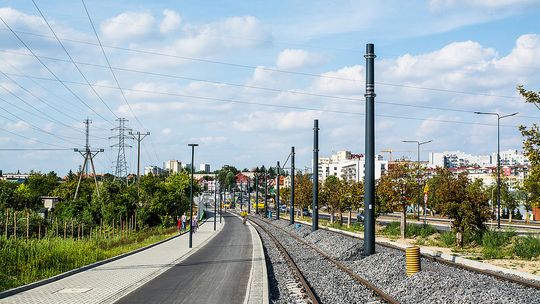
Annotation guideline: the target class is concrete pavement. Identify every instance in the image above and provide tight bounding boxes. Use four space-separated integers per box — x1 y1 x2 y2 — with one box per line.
116 212 257 304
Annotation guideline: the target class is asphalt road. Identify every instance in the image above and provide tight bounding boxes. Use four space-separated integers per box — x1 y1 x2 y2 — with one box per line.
117 213 253 304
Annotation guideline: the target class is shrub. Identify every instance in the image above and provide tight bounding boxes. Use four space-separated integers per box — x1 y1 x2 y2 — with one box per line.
438 231 456 247
380 222 400 236
513 236 540 259
407 224 438 238
481 230 516 259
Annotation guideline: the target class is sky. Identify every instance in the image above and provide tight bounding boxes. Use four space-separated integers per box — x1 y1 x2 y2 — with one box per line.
1 0 540 175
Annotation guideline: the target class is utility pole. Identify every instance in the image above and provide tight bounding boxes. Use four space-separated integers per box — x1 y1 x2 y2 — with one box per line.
130 131 150 195
276 161 280 220
364 43 376 256
214 173 217 231
74 118 103 199
188 143 198 248
264 167 268 218
255 174 259 214
248 178 251 214
290 146 295 225
110 118 131 185
312 119 319 231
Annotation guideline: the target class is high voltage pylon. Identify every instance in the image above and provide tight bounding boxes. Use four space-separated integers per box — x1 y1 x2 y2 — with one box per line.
129 130 150 195
74 118 104 199
110 118 132 184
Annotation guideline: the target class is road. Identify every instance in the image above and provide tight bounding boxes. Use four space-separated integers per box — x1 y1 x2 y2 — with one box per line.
116 213 252 304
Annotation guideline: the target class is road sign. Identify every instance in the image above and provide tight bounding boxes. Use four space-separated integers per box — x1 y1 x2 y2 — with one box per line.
423 184 429 194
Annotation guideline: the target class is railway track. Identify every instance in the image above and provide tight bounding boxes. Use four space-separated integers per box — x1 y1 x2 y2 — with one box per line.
317 223 540 290
250 216 399 304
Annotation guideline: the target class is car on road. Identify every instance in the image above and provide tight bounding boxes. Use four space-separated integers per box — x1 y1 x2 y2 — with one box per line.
302 208 310 216
356 212 365 223
279 204 287 212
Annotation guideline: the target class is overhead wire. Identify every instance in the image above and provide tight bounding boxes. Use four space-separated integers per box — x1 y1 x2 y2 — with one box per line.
81 0 161 165
0 27 524 101
0 125 71 148
0 15 114 125
31 0 119 120
0 71 522 128
0 49 534 120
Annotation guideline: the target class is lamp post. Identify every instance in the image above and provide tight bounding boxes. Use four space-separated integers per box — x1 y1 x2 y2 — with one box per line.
474 111 518 229
214 172 217 231
276 161 280 220
402 139 432 221
187 143 198 248
264 166 268 218
255 174 259 214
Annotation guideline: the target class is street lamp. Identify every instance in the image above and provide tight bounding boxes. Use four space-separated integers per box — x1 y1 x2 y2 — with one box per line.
188 143 198 248
402 139 432 221
474 111 518 229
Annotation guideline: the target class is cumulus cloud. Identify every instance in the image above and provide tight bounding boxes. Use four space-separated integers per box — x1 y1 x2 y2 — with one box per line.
232 110 321 132
6 121 30 132
161 127 172 134
310 65 364 95
193 136 227 144
276 49 324 70
160 9 181 33
101 12 155 41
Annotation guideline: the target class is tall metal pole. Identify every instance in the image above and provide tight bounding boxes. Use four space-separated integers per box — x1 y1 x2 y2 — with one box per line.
188 144 198 248
264 168 268 218
497 117 501 229
276 161 280 220
219 187 222 223
248 178 251 214
290 146 295 225
312 119 319 232
214 173 217 231
130 131 150 196
364 43 376 256
255 174 259 214
417 142 421 220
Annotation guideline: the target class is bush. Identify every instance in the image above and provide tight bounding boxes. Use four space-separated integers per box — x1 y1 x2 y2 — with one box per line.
481 230 516 259
513 236 540 259
438 231 455 247
407 224 438 238
380 222 400 236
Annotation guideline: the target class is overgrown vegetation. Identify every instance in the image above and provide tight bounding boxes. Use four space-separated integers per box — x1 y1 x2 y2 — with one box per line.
0 227 176 291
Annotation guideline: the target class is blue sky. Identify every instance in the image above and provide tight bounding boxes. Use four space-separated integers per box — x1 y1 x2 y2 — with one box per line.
1 0 540 175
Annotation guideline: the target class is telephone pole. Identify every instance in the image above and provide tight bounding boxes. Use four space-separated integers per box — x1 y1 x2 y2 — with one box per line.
129 130 150 194
110 118 131 184
74 118 104 199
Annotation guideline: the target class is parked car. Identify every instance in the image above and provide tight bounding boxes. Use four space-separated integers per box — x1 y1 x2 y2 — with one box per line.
279 204 287 212
302 208 310 216
356 212 365 223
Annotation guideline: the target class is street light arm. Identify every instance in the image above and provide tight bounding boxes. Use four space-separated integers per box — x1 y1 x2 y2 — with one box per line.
500 112 519 119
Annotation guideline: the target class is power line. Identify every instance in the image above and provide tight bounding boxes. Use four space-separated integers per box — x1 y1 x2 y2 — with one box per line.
0 125 70 148
0 148 73 151
0 15 114 125
0 49 533 119
31 0 119 120
0 27 523 101
4 72 519 128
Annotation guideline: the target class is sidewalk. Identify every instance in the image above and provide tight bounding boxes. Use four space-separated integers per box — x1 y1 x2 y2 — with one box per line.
1 220 224 304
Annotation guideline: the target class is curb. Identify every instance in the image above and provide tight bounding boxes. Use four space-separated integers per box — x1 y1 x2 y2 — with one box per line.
0 219 209 299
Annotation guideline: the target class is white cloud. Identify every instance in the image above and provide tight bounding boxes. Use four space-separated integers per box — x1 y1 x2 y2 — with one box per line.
232 110 321 132
6 121 30 132
429 0 538 11
193 136 227 144
162 127 172 134
160 9 181 33
310 65 364 95
276 49 324 70
101 12 155 41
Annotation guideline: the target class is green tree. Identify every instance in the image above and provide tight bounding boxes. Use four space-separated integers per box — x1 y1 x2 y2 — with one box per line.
0 180 16 210
376 162 417 238
294 173 312 217
321 175 341 223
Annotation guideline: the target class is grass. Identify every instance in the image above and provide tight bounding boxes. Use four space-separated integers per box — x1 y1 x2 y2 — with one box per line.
0 227 176 291
481 230 516 259
513 235 540 259
379 222 438 238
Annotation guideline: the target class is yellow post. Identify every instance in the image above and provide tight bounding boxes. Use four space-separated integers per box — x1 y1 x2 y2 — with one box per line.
405 246 421 276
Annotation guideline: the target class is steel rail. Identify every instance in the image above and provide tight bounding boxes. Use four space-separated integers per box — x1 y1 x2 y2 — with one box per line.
250 219 319 304
251 216 399 304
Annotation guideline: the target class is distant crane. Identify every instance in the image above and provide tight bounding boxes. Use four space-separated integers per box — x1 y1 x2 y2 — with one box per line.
380 149 414 161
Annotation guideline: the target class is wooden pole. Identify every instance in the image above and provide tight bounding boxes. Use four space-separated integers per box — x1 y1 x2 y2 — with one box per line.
71 220 74 238
64 221 67 239
112 219 115 238
38 222 41 239
82 223 84 239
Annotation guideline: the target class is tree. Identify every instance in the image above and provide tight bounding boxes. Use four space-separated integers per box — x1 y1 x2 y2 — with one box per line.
294 173 312 217
376 162 417 238
517 85 540 215
500 177 518 222
0 180 16 210
321 176 341 223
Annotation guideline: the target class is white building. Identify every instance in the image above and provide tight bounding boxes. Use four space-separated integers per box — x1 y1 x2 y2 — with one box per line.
495 149 528 166
318 151 387 182
199 163 211 173
164 160 182 174
144 165 163 176
429 151 491 168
